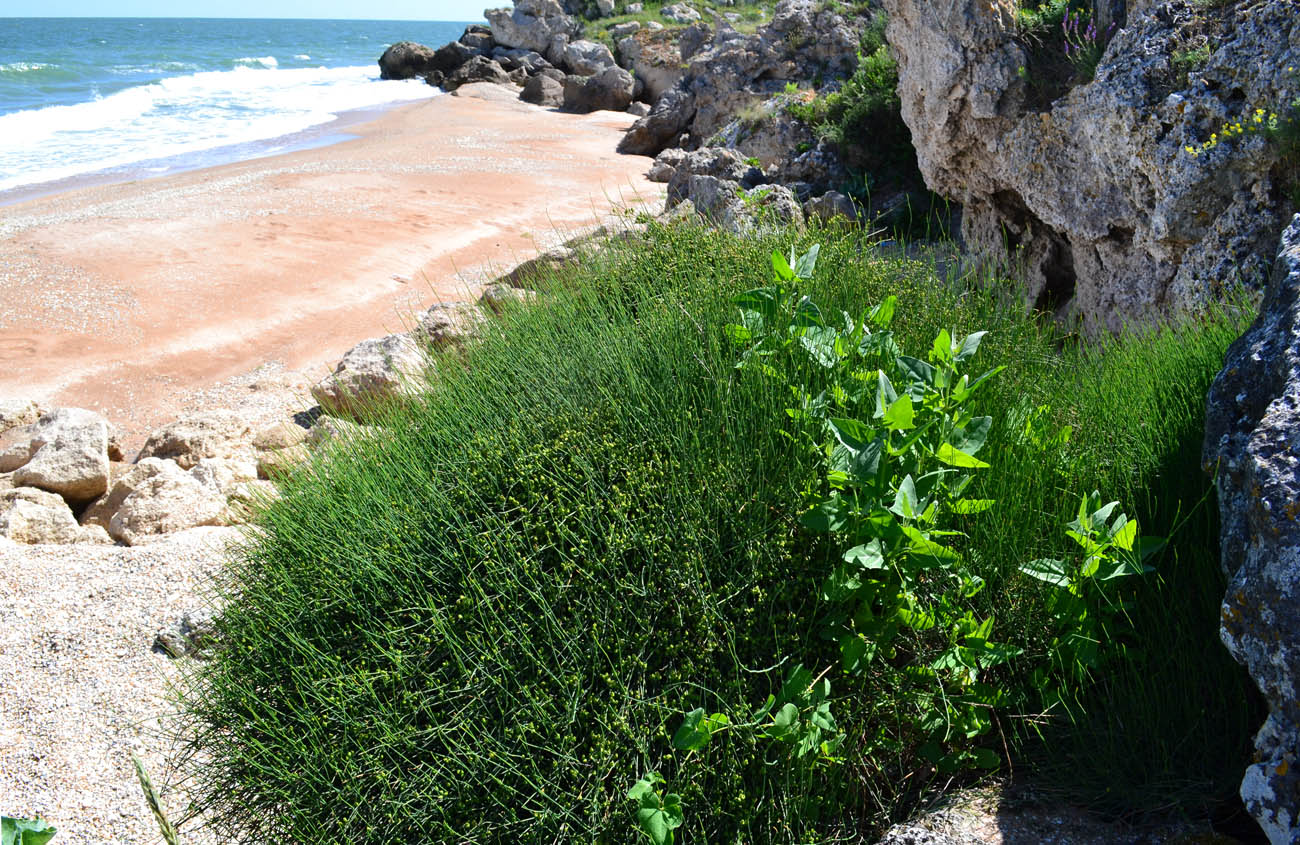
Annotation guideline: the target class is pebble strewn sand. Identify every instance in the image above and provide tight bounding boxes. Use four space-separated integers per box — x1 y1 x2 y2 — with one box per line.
0 527 238 844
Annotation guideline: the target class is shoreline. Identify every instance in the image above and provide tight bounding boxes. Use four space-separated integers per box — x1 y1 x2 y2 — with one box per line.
0 96 429 209
0 87 663 453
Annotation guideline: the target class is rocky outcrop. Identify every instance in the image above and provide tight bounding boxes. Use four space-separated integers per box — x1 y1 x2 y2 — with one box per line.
661 3 701 23
485 0 581 64
438 55 513 91
1203 215 1300 845
619 0 860 156
13 408 112 503
522 73 565 106
479 282 539 313
561 39 616 75
615 28 685 104
563 66 635 113
882 0 1299 332
378 41 440 80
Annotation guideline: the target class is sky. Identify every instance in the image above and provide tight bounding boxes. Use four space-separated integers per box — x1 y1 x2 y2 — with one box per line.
0 0 488 20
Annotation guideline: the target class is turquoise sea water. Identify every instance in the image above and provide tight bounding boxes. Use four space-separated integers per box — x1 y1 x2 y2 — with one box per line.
0 17 472 196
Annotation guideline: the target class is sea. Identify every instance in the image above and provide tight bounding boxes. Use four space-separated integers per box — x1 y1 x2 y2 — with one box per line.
0 17 473 201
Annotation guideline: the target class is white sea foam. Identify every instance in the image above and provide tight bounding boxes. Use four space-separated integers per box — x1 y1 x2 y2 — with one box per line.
294 54 312 60
0 62 52 73
234 55 279 68
0 64 439 193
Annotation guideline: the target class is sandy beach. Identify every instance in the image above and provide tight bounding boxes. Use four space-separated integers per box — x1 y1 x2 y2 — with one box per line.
0 85 663 452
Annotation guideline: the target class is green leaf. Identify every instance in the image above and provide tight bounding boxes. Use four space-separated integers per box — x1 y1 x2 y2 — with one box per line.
828 417 874 450
971 747 1001 769
895 355 935 388
930 329 954 364
840 635 877 672
777 664 813 705
2 818 57 845
843 539 886 570
672 708 711 751
793 243 820 279
903 525 960 564
627 774 659 803
955 331 988 362
791 296 826 328
867 295 897 328
954 365 1005 401
952 498 995 514
771 249 795 281
936 443 989 469
800 494 849 533
890 475 919 519
1019 557 1070 588
1110 515 1137 551
798 325 840 368
770 702 801 738
874 371 898 419
882 395 915 432
723 323 752 346
950 416 992 455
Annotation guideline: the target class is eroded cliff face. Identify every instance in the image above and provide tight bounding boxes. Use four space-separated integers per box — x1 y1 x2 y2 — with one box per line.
1204 214 1300 845
882 0 1298 332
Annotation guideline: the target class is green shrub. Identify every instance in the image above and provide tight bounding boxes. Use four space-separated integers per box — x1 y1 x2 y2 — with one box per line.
178 222 1257 842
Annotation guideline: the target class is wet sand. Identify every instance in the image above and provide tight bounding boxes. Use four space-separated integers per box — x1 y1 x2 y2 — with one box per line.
0 85 662 451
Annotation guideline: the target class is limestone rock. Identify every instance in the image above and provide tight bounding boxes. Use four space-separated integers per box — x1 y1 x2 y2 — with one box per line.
136 410 254 470
76 524 114 545
609 21 641 39
563 66 635 113
460 24 496 53
485 0 581 61
0 399 41 435
594 0 614 16
108 467 227 546
378 41 438 80
80 457 177 530
804 190 858 225
252 420 309 452
0 425 33 473
882 0 1299 331
0 487 80 545
492 46 551 74
13 408 111 503
1203 215 1300 845
618 85 696 156
677 21 712 62
154 608 219 659
479 282 539 314
311 334 427 415
413 302 489 350
502 245 577 286
561 39 616 76
305 416 374 449
647 147 688 183
0 473 14 493
712 97 814 169
442 55 512 91
190 456 259 497
665 146 764 208
615 28 685 104
661 3 701 23
522 72 565 106
257 444 310 480
722 184 804 234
